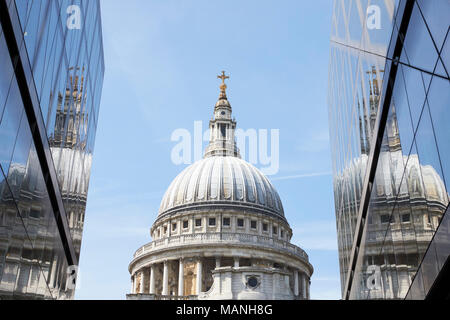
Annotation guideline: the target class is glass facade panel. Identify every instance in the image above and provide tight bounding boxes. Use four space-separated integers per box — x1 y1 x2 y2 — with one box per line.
329 0 450 299
0 0 104 299
416 0 450 51
399 2 439 73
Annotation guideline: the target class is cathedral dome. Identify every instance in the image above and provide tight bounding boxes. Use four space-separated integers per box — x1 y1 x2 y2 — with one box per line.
129 72 313 301
158 156 284 219
157 71 286 221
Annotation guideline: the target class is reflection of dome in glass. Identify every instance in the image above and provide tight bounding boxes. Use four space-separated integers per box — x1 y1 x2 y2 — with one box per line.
405 155 447 202
335 152 448 205
158 156 284 219
375 152 447 203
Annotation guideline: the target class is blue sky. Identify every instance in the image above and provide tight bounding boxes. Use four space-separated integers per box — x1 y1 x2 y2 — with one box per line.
75 0 340 300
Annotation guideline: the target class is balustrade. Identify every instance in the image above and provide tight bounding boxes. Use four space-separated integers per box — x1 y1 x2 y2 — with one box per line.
133 232 308 260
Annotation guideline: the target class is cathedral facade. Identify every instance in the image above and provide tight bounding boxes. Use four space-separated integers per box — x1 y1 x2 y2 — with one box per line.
127 72 313 300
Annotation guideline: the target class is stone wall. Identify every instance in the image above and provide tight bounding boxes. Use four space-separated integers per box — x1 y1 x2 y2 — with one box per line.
183 260 197 296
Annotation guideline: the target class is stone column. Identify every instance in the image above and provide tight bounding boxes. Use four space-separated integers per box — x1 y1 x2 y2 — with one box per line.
162 261 169 295
149 265 155 294
178 259 184 296
131 276 135 294
294 270 299 296
215 257 221 269
234 257 240 268
196 259 203 294
306 277 310 299
302 273 307 299
139 270 145 294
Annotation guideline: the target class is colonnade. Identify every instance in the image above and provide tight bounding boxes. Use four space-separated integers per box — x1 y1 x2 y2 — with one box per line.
130 257 310 298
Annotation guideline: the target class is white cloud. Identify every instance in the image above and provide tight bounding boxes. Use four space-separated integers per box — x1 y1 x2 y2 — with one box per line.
271 171 332 181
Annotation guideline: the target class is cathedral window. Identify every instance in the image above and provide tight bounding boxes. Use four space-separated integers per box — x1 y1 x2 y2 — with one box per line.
273 226 278 235
280 230 284 238
250 220 257 229
237 218 244 228
30 208 40 219
172 223 177 231
208 218 216 226
246 276 260 289
426 214 432 225
183 220 189 229
195 218 202 227
380 214 390 224
401 214 410 223
223 217 230 227
262 223 268 232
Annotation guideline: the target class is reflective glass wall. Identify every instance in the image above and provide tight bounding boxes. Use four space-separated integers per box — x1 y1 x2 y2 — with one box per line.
0 0 104 299
328 0 450 299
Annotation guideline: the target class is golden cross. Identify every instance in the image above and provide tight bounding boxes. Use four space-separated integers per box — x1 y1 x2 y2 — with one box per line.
217 70 229 85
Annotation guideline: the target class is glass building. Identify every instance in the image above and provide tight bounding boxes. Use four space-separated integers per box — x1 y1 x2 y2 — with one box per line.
0 0 104 299
328 0 449 299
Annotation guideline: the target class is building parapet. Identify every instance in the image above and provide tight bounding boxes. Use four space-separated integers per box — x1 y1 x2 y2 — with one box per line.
133 232 308 261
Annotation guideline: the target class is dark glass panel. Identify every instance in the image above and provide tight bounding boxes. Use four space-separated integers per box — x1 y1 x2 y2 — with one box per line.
19 0 51 66
399 64 431 132
441 30 449 71
0 195 26 296
399 2 439 73
407 267 426 299
433 209 450 271
426 76 450 191
0 33 14 121
414 105 448 205
416 0 450 51
420 241 439 294
0 81 25 174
